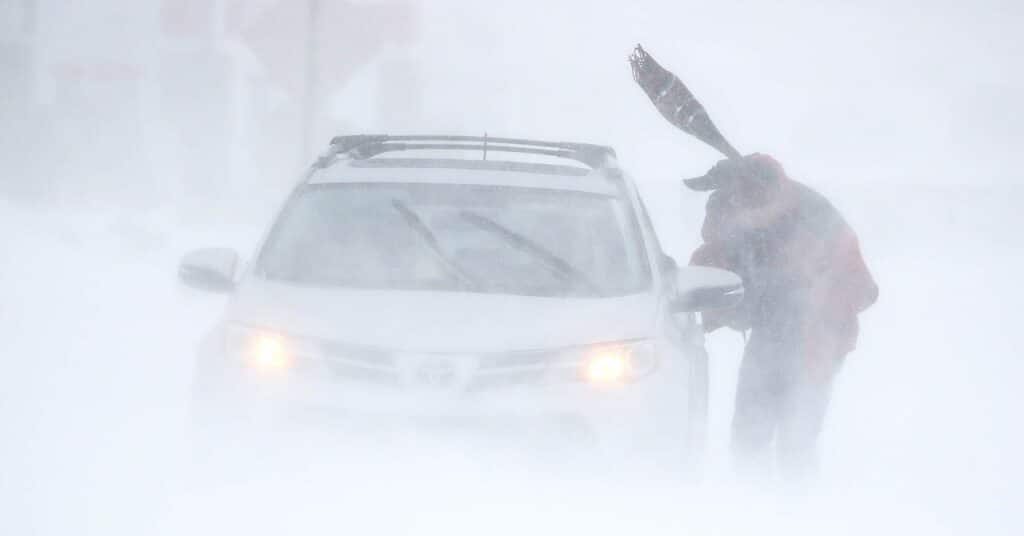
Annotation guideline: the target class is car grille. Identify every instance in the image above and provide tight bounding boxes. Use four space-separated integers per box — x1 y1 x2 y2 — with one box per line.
466 348 577 391
294 338 578 391
314 340 401 385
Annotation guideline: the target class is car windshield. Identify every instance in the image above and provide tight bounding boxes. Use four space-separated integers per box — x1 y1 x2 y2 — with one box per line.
257 182 651 297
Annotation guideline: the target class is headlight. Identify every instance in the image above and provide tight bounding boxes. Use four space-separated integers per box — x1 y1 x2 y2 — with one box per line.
577 340 656 386
225 324 295 373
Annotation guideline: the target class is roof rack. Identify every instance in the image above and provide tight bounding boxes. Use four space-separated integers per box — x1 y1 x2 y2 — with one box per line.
315 134 618 171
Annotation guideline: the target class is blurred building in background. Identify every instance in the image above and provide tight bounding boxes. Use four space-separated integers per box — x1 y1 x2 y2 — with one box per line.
0 0 419 214
0 0 40 197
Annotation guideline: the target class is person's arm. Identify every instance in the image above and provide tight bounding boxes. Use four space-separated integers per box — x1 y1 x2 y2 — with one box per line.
688 240 751 333
700 190 729 243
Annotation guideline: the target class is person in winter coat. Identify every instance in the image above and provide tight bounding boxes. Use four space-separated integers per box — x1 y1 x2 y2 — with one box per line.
687 154 878 479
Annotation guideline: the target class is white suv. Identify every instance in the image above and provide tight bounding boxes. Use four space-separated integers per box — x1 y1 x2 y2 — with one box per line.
180 135 741 468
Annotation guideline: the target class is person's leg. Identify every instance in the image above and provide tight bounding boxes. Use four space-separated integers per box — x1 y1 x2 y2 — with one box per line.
776 353 842 481
731 331 784 480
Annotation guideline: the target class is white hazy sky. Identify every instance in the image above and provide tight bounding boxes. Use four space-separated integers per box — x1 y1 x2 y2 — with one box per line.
344 0 1024 187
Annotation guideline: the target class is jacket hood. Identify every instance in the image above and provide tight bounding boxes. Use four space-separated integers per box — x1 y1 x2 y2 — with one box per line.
683 153 786 192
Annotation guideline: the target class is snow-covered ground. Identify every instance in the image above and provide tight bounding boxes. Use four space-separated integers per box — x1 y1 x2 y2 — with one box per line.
2 180 1020 534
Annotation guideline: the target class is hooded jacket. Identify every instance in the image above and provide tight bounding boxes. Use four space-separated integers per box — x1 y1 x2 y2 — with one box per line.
689 157 878 358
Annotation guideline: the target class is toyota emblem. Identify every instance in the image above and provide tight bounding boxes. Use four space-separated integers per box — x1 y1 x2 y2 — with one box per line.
401 354 477 391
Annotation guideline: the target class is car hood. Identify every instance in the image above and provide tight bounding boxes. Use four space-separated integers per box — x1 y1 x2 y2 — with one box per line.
226 278 661 353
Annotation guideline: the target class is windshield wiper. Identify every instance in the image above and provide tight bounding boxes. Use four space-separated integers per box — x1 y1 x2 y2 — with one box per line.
391 200 481 290
458 210 604 296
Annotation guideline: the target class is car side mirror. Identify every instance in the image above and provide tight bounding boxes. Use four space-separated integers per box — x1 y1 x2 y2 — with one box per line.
178 248 238 293
672 265 744 312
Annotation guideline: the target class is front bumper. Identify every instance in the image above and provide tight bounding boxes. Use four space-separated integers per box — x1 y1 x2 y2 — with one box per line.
200 340 694 456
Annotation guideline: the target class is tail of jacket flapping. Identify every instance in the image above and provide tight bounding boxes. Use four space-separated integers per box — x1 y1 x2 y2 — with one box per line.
629 44 742 160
